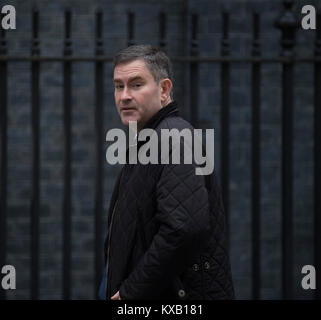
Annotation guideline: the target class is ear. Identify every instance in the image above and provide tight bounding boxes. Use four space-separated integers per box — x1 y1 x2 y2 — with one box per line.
160 78 172 104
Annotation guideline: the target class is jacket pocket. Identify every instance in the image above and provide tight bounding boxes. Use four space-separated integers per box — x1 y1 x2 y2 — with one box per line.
124 220 139 279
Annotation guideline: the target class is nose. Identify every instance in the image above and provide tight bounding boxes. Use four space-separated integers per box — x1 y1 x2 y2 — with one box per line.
120 86 132 103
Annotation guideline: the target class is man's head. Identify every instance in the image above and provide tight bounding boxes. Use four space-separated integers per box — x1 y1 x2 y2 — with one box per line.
113 45 173 131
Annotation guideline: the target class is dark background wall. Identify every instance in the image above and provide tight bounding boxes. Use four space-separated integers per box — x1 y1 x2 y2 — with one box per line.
0 0 318 299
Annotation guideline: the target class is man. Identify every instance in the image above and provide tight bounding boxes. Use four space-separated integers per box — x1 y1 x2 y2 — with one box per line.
100 44 234 300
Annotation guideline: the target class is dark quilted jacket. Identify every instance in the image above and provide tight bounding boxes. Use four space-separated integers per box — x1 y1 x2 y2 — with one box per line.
103 101 235 300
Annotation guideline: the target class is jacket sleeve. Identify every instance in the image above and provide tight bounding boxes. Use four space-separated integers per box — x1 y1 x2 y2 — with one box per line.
119 161 211 299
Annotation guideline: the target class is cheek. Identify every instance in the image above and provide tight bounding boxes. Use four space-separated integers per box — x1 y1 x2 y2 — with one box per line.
115 93 122 105
140 86 159 103
114 95 121 113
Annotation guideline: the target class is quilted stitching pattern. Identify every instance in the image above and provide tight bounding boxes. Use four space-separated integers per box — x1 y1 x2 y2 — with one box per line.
104 102 234 300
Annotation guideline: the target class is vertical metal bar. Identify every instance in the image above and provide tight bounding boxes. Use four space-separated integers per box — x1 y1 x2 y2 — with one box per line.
94 9 104 300
63 8 72 300
31 8 40 300
159 12 167 51
182 0 190 122
314 12 321 301
281 46 294 301
275 0 297 299
251 11 261 300
127 12 135 47
0 24 8 302
190 13 198 127
221 11 230 248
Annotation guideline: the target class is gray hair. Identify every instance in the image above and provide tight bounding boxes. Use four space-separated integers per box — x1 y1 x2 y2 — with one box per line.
113 45 174 98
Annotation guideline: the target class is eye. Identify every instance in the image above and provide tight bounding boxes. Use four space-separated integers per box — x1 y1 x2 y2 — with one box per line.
131 81 144 89
115 84 123 90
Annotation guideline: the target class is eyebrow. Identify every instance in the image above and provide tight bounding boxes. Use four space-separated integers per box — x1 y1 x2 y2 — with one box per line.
113 76 145 83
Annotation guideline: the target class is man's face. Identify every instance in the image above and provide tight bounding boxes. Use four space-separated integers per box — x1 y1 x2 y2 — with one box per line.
113 59 163 130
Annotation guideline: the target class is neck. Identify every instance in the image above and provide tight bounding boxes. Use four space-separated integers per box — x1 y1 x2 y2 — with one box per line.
162 97 172 107
137 99 173 132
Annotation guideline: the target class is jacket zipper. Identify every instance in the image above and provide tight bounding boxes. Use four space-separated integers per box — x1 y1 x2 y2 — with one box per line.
105 199 118 299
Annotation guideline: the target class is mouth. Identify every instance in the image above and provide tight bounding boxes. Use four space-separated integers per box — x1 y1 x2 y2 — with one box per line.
121 107 136 112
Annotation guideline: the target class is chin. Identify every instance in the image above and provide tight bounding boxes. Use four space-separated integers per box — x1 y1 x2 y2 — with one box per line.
121 117 138 126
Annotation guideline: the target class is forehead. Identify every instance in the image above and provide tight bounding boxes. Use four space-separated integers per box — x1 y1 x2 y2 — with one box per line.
113 59 153 81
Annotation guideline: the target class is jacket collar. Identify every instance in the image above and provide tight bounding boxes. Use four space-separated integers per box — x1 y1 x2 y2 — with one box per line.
141 100 179 131
126 101 179 157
